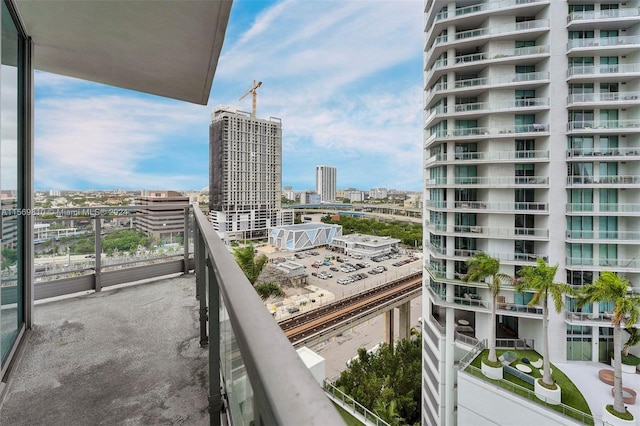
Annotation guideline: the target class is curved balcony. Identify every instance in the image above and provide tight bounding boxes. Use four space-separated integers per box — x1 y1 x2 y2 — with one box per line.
567 120 640 133
567 175 639 186
566 203 640 215
434 149 549 163
567 147 640 160
566 230 640 241
427 223 548 239
429 99 549 123
434 0 548 24
566 63 640 80
428 123 549 143
426 72 549 103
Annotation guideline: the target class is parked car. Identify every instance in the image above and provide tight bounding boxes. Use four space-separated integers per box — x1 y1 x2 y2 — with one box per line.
330 267 339 272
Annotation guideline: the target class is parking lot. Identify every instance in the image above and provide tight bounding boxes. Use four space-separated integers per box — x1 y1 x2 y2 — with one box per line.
267 246 422 305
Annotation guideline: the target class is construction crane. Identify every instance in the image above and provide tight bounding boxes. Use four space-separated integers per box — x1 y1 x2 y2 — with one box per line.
239 80 262 118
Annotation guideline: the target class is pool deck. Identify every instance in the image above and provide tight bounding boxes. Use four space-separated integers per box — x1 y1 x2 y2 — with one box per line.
555 361 640 424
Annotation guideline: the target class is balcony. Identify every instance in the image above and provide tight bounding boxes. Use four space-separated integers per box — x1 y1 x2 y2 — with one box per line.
427 175 549 188
430 149 549 163
0 205 341 425
567 175 638 186
566 63 640 80
566 230 640 241
426 222 548 239
567 119 640 133
453 201 548 213
428 124 549 143
567 35 640 53
566 257 639 271
567 147 640 158
566 203 640 215
567 91 640 106
567 8 640 24
430 98 549 120
434 0 548 23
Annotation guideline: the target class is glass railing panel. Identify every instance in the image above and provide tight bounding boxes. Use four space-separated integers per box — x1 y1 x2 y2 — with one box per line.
568 8 640 23
567 91 640 103
567 63 640 77
567 35 640 50
436 0 546 22
567 120 640 131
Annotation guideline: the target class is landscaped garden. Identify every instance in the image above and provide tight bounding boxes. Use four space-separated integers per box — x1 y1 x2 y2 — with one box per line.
467 349 593 425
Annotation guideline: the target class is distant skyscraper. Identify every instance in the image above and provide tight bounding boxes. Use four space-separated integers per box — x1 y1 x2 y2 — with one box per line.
209 106 293 241
316 165 337 202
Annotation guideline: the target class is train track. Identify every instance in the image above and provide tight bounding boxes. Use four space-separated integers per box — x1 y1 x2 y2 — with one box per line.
280 271 422 345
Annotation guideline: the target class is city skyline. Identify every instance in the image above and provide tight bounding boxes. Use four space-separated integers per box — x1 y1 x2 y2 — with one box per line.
33 0 423 192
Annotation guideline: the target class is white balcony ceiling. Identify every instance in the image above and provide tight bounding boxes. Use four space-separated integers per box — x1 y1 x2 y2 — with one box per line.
14 0 232 105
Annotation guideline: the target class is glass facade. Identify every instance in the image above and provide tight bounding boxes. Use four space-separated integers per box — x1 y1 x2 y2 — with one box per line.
1 0 25 367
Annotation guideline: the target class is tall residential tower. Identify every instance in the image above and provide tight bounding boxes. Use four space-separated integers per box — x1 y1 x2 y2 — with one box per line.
422 1 639 424
209 106 293 241
316 165 337 202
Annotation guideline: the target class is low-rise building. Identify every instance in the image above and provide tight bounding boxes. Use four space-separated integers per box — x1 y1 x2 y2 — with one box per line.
135 190 189 243
329 233 400 259
269 223 342 251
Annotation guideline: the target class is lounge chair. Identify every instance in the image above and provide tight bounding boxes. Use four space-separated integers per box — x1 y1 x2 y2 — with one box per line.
498 351 517 366
531 358 543 369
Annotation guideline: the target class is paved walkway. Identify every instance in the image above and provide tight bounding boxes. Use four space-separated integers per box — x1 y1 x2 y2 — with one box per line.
555 361 640 424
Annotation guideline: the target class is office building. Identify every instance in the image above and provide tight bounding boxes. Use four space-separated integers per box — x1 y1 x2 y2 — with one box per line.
135 190 189 243
422 1 640 424
209 106 293 241
316 165 337 202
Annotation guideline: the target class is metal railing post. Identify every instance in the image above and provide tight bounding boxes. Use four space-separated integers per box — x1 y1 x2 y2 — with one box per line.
206 257 221 426
195 226 208 347
94 213 102 292
183 206 190 273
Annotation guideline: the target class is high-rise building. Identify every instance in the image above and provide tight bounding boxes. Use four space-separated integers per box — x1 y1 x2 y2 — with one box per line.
209 106 293 241
422 1 640 424
316 165 337 202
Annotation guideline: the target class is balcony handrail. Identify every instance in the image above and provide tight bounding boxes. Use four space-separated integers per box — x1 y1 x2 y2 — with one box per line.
566 230 640 240
567 119 640 131
567 63 640 77
568 8 640 23
567 175 638 185
453 72 549 89
435 19 549 45
567 34 640 50
567 147 640 157
437 98 549 114
435 0 546 22
566 203 640 213
567 91 640 104
192 204 343 425
324 380 391 426
566 257 639 269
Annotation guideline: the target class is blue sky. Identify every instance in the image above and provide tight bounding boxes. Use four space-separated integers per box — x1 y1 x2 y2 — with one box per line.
34 0 424 192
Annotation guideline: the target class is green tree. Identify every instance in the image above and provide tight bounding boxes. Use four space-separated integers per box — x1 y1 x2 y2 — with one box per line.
515 258 572 388
463 253 512 364
253 282 284 300
232 244 268 285
577 271 640 417
623 327 640 357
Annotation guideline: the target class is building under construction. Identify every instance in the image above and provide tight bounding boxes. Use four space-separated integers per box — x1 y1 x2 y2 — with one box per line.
209 105 293 241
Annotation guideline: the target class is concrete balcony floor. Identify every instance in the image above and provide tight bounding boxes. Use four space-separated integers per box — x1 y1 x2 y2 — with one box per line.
0 275 209 425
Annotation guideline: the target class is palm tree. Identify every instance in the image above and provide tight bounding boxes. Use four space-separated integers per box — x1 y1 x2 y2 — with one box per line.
515 258 572 388
577 271 640 416
232 244 268 285
463 253 512 363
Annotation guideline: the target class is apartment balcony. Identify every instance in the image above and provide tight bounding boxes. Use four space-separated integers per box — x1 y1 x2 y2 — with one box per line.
566 257 639 272
426 45 550 87
428 124 549 143
427 98 549 125
426 222 548 239
432 0 548 25
425 199 549 214
567 119 640 133
426 175 549 188
566 64 640 81
427 283 489 311
566 175 639 186
0 205 341 425
428 19 549 62
566 203 640 216
566 8 640 27
567 35 640 55
429 149 549 164
567 91 640 107
566 229 640 242
426 72 549 104
567 147 640 159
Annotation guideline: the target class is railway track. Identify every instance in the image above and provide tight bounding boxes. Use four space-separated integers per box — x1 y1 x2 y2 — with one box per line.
280 271 422 344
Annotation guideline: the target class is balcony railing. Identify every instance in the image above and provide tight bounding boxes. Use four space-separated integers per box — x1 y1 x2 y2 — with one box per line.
192 205 342 425
566 257 639 269
566 230 640 240
567 63 640 77
427 72 549 101
567 175 638 185
567 147 640 157
567 91 640 104
435 0 546 22
567 8 640 23
433 46 549 72
566 203 640 213
439 150 549 162
567 35 640 50
454 201 548 212
434 98 549 115
567 119 640 131
434 20 549 45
